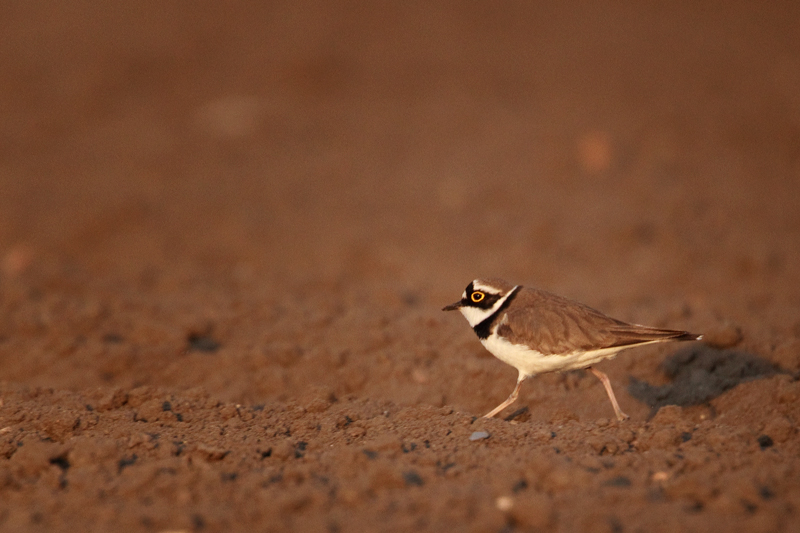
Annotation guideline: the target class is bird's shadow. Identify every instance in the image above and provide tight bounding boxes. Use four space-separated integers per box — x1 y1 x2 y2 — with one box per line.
628 344 793 415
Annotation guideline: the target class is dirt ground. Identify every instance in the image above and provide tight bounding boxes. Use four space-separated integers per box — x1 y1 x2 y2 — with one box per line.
2 2 800 532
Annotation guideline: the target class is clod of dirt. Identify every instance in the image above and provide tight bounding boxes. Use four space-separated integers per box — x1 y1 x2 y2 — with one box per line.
757 435 774 449
186 332 221 353
702 323 744 349
402 470 424 486
628 345 782 411
194 443 229 461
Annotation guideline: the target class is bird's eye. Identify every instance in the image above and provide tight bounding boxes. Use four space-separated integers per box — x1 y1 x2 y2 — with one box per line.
471 291 485 303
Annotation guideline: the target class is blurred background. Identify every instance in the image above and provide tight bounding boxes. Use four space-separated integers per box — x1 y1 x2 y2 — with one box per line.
1 1 799 413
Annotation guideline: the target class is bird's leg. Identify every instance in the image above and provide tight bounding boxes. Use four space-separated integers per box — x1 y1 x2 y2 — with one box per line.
483 376 525 419
588 367 629 421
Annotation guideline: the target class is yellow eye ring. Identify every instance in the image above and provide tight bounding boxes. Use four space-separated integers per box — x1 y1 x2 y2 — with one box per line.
471 291 485 303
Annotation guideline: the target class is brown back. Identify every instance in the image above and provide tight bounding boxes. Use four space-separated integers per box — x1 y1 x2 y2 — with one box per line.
495 287 698 354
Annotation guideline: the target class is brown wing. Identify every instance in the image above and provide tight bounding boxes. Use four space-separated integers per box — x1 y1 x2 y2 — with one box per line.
496 288 697 355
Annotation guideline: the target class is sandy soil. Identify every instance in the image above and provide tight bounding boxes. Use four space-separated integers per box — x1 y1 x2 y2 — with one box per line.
2 2 800 531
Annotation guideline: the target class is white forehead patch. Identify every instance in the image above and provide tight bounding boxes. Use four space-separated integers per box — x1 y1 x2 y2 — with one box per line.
472 280 504 295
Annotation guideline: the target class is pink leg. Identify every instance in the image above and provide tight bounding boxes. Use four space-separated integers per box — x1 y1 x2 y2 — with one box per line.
589 367 629 421
483 378 524 419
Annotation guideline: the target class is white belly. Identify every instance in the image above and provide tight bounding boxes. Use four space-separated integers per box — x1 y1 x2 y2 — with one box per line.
480 334 624 378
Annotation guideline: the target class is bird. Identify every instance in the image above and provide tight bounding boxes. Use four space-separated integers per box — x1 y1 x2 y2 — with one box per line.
442 278 701 421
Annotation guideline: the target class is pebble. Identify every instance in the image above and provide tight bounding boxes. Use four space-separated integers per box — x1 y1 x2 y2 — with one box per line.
703 322 743 348
495 496 514 511
469 431 490 441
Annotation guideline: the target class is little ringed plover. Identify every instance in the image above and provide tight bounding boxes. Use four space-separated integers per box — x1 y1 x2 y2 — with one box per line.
443 278 702 421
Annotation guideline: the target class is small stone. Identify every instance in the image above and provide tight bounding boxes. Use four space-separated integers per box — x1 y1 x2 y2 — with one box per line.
469 431 490 441
652 471 670 482
195 443 229 461
703 322 743 349
496 496 514 512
